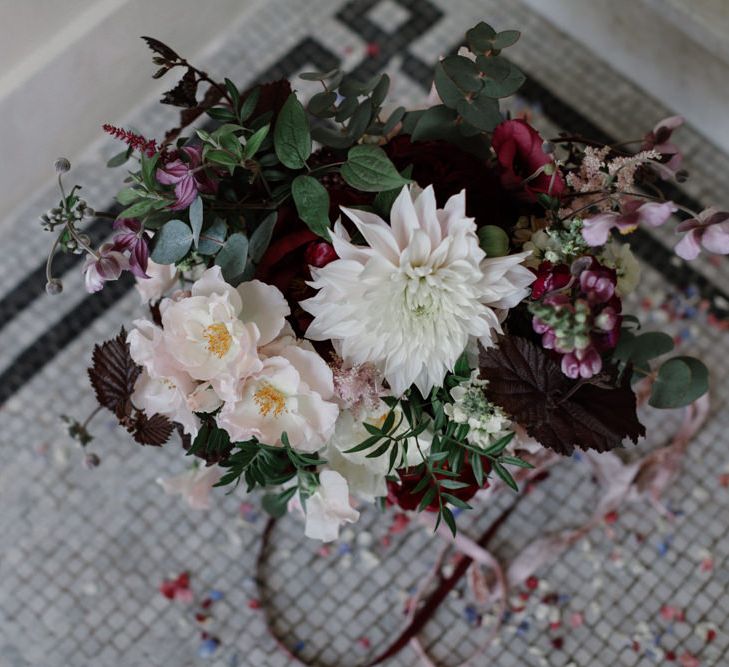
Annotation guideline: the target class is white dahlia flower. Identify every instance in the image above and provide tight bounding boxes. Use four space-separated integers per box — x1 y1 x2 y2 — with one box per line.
301 185 534 396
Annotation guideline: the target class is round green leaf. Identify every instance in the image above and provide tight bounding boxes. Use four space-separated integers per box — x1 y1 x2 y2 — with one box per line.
478 225 509 257
466 21 497 53
493 30 521 49
215 233 249 282
456 94 502 131
150 219 193 263
273 93 311 169
197 217 227 256
481 62 526 99
649 356 709 409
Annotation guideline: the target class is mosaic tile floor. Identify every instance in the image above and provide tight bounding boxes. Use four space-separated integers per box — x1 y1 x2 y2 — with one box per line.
1 1 728 666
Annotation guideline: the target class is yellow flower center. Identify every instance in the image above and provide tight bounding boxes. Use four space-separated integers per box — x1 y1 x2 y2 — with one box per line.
254 383 287 417
203 323 232 358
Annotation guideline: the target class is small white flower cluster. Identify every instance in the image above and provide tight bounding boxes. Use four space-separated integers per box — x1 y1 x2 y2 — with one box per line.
444 371 511 449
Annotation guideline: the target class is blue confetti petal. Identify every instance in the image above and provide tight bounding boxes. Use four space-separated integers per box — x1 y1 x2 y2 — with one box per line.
293 640 306 653
209 590 224 601
198 638 220 658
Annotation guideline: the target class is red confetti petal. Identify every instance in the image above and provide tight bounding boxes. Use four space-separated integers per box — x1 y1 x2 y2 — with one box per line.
248 599 261 609
526 576 539 590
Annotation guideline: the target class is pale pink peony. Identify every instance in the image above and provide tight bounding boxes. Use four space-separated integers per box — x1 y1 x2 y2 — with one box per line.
157 465 223 510
216 341 339 452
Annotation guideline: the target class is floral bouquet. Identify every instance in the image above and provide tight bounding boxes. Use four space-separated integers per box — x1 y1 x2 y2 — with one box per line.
45 21 722 543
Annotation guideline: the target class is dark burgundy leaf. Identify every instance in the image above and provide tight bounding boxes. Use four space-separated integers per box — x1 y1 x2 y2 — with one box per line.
479 336 645 455
88 328 141 420
131 411 174 447
141 36 180 63
161 68 199 108
241 79 292 121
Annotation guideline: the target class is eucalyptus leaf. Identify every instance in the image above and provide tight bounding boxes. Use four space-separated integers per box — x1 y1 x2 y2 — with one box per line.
466 21 497 53
649 356 709 409
335 96 359 122
341 145 411 192
347 98 373 140
456 95 502 131
215 233 249 282
308 91 337 116
291 175 331 238
197 217 227 255
613 330 674 366
481 62 526 98
411 105 459 142
150 219 193 263
493 30 521 49
189 196 203 247
440 55 483 93
273 93 311 169
248 212 278 263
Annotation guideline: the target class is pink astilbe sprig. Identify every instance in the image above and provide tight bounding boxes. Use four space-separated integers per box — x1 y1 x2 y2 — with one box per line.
102 124 158 157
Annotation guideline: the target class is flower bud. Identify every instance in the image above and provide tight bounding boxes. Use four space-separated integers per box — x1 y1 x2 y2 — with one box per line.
54 157 71 173
83 452 101 469
45 279 63 295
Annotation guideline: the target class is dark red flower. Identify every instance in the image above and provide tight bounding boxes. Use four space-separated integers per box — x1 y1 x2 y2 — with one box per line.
387 459 491 513
491 120 565 201
384 135 523 231
305 241 337 268
531 261 572 300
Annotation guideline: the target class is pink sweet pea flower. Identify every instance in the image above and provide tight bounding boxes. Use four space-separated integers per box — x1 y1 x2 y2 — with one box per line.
561 346 602 379
642 116 684 179
675 208 729 260
82 243 129 293
582 199 677 246
156 146 217 211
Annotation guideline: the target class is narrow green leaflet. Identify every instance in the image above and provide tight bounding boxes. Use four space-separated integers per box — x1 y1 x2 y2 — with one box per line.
189 196 203 247
649 356 709 409
243 124 270 159
274 93 311 169
150 219 193 263
215 232 249 282
248 212 278 263
340 145 411 192
291 175 331 239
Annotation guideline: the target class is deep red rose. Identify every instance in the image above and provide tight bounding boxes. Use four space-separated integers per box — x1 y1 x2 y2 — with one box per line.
387 459 491 512
305 241 337 268
384 135 524 231
531 261 572 300
255 149 374 335
492 119 565 201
